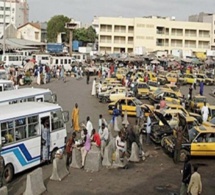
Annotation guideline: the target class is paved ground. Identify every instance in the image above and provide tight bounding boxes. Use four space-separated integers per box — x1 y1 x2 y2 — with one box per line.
7 75 215 195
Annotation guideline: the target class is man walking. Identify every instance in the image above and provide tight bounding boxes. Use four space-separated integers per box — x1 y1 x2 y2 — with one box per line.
99 123 109 158
201 102 209 122
187 165 202 195
173 126 183 164
199 81 204 96
180 154 192 195
82 116 93 136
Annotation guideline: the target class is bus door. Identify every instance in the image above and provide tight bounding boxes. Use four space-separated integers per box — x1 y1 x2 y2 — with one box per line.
39 113 51 161
35 95 44 102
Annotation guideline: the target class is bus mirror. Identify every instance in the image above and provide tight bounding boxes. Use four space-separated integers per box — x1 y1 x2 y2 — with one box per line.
52 94 57 103
62 111 69 123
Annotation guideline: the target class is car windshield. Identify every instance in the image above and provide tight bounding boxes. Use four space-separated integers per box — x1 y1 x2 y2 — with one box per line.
153 89 163 95
210 117 215 124
188 127 199 142
138 84 148 88
170 86 178 92
211 109 215 118
148 82 158 87
133 98 142 106
195 98 206 102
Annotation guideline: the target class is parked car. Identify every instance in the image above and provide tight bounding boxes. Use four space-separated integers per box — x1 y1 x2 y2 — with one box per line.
196 73 214 86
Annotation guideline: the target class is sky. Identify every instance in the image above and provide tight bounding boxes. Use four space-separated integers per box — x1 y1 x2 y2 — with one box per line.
28 0 215 24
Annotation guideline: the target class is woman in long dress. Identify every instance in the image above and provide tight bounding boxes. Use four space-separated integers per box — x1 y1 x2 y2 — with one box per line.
37 69 41 85
71 103 80 132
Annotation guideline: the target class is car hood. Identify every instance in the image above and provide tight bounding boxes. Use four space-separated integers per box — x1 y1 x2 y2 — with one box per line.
154 111 171 127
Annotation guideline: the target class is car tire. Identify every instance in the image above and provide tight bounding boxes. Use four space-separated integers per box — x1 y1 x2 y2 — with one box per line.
161 136 167 147
179 149 190 162
3 163 14 183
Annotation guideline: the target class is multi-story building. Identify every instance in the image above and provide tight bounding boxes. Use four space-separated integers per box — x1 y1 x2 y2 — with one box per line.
189 12 215 50
97 16 211 54
0 0 29 38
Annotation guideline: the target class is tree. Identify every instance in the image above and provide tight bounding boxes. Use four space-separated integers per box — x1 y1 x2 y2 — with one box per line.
47 15 71 42
73 26 97 44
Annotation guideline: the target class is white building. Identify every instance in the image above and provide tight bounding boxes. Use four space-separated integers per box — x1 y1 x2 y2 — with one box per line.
0 0 29 38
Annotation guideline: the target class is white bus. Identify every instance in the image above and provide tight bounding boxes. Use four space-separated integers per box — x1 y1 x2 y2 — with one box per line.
0 80 14 92
0 88 57 105
0 102 69 182
0 54 25 66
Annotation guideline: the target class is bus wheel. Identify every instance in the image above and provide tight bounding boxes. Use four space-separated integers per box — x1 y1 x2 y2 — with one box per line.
50 149 58 163
179 149 190 162
4 164 14 183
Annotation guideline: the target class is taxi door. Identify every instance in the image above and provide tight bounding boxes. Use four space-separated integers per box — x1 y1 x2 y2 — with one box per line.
126 99 136 116
191 133 208 156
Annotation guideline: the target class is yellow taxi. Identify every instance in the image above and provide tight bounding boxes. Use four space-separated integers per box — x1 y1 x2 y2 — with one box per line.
149 88 180 104
147 72 157 82
165 72 178 84
108 97 143 116
179 126 215 161
136 82 150 99
140 104 154 117
148 81 160 92
189 95 208 113
181 74 196 84
165 103 202 123
162 84 183 98
196 73 214 86
115 68 127 80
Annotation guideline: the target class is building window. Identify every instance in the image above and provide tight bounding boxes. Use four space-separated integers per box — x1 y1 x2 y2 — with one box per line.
136 36 144 39
137 24 145 28
35 32 39 40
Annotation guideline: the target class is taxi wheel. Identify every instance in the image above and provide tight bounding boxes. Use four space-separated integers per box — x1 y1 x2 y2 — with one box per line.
179 149 190 162
3 164 14 183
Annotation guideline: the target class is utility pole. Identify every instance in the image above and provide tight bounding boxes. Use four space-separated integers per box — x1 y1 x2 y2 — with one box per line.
65 19 77 56
2 0 6 55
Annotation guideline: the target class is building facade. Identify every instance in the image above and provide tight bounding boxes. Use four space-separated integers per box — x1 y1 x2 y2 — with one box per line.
0 0 29 38
98 16 211 54
17 22 47 42
189 12 215 49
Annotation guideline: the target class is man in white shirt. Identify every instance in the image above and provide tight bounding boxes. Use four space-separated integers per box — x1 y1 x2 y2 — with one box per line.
99 123 109 158
201 102 209 122
84 116 93 137
146 114 152 145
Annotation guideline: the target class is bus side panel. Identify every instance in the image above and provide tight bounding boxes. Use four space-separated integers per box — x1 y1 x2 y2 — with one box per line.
1 136 41 174
50 128 67 154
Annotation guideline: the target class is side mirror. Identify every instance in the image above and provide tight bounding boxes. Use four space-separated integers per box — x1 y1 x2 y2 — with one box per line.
62 111 69 123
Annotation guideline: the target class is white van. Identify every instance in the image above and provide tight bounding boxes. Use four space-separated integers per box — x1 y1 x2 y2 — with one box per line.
72 53 87 64
0 80 14 92
0 88 57 105
50 56 76 71
34 54 50 65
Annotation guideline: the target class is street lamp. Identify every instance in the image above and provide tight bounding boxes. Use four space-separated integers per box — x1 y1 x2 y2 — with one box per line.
3 0 6 55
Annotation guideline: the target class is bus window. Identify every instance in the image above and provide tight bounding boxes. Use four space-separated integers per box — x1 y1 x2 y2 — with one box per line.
60 59 63 64
1 121 14 144
44 93 52 103
56 59 58 65
28 97 34 101
28 116 39 137
15 118 26 141
51 110 64 131
0 86 2 91
68 59 71 64
64 59 67 64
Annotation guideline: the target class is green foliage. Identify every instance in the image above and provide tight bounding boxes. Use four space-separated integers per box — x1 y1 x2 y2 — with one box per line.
47 15 71 42
73 26 97 43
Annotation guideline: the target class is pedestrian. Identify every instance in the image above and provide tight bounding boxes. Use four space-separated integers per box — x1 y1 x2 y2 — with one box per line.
173 126 183 164
98 114 107 134
60 65 65 82
97 81 102 97
41 120 50 164
201 102 209 122
199 81 204 96
187 165 202 195
91 129 101 147
136 105 143 126
86 70 90 84
160 97 166 110
82 116 93 136
146 114 151 145
66 132 76 166
180 154 192 195
71 103 80 132
78 129 91 169
99 123 109 158
188 84 193 100
91 78 96 96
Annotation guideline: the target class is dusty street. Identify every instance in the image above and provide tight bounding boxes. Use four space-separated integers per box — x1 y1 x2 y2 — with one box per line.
8 76 215 195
